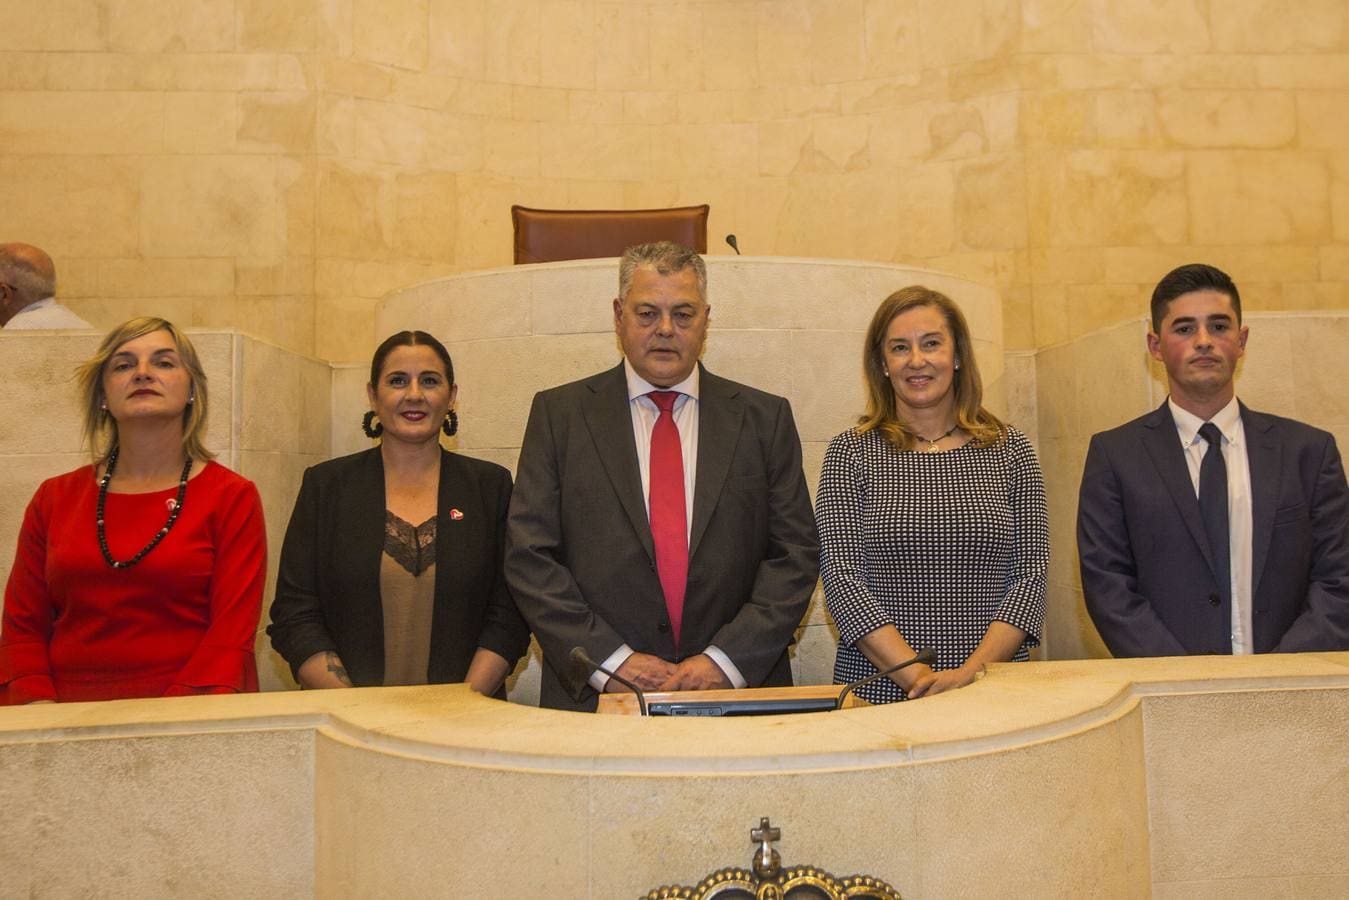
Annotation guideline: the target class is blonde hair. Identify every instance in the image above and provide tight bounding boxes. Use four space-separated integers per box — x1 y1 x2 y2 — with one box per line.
76 317 214 464
858 286 1005 451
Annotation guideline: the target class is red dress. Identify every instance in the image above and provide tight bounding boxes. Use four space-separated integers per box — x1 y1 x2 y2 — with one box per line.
0 462 267 704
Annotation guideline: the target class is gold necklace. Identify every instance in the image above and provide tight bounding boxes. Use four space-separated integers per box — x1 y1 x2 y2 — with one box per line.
914 424 959 453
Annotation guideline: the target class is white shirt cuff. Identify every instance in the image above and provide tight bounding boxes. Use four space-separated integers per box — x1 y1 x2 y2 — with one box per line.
590 644 635 693
703 645 747 689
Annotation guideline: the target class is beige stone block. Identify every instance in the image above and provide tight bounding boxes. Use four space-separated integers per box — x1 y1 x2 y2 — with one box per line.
481 119 540 178
380 268 534 342
314 294 377 363
484 3 541 86
1235 317 1297 419
787 332 868 442
319 161 391 259
237 91 316 154
702 330 795 403
156 52 311 93
1279 281 1349 311
1336 153 1349 242
531 0 596 90
918 0 1018 68
1020 0 1091 53
1066 283 1149 345
140 156 283 259
105 0 235 52
927 99 998 160
353 0 428 70
861 0 922 78
510 84 569 124
1088 0 1209 52
0 0 105 50
280 156 317 258
454 173 566 270
894 162 958 257
792 619 839 687
0 156 141 257
240 338 331 454
1155 875 1349 900
163 91 237 153
347 97 427 167
0 334 100 454
862 105 937 167
567 90 623 124
755 0 811 88
812 115 870 172
1157 89 1296 149
595 1 650 91
0 90 163 154
316 735 589 897
425 111 485 171
1189 151 1329 244
238 0 319 51
428 0 485 77
757 118 816 177
648 1 703 90
622 90 677 126
999 281 1035 351
2 730 312 897
55 258 100 299
956 157 1028 250
1298 92 1349 149
808 0 865 85
1094 90 1164 148
451 334 617 450
1019 89 1094 148
390 170 456 262
623 180 681 209
236 259 315 297
320 57 397 103
1257 55 1349 90
1210 0 1344 53
0 451 89 587
675 88 737 126
702 2 759 88
1028 150 1187 248
1031 283 1071 350
1146 690 1349 883
1320 245 1349 281
97 258 234 299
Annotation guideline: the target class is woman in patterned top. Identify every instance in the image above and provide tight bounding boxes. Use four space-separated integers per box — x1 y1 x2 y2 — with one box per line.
816 287 1048 703
268 331 529 695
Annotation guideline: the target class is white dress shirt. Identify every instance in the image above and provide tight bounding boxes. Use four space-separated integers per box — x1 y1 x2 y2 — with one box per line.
1168 396 1254 654
4 297 93 330
592 361 746 691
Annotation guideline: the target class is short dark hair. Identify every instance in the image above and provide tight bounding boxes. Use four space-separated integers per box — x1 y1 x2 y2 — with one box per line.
1150 264 1241 333
369 330 454 388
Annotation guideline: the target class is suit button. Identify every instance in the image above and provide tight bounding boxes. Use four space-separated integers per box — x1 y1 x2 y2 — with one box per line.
1208 593 1220 607
657 621 670 633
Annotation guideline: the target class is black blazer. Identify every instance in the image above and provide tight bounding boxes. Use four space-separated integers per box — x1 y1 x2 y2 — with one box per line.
1077 401 1349 656
505 362 820 711
268 448 530 687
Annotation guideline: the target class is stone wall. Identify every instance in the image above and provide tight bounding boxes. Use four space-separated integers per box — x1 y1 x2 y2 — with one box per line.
4 1 1347 361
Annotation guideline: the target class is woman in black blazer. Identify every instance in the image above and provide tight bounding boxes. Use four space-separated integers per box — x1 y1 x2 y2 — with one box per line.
268 331 529 695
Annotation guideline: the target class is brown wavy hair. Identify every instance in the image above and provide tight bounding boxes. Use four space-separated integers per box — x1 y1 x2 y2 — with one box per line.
76 317 214 464
857 286 1005 451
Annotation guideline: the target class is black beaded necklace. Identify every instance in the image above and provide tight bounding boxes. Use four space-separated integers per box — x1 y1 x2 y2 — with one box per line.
96 447 193 569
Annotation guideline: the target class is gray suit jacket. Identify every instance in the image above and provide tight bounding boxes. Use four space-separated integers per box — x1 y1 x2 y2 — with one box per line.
1077 401 1349 656
505 362 820 711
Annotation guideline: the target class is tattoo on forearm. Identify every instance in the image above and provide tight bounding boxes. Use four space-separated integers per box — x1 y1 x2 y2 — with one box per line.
326 651 353 687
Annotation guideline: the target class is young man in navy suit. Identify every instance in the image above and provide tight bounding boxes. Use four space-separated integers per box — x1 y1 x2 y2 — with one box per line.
1078 263 1349 656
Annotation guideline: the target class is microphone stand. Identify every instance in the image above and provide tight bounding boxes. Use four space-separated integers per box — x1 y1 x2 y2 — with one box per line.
834 647 937 710
570 646 648 716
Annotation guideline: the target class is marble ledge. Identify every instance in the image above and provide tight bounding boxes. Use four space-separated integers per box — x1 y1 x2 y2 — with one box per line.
2 652 1345 776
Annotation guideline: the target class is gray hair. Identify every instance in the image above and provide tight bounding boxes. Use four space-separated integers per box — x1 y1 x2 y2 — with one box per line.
618 241 707 303
0 244 57 305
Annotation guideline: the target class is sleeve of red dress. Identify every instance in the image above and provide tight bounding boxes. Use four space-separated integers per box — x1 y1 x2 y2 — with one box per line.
0 482 58 705
164 477 267 695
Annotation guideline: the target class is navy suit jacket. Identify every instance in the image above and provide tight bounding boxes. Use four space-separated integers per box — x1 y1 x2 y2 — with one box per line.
1077 401 1349 656
504 362 820 711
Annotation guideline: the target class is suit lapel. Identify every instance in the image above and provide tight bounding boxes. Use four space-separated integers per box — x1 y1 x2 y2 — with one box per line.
1141 402 1222 578
1242 405 1280 597
582 363 655 561
690 367 742 560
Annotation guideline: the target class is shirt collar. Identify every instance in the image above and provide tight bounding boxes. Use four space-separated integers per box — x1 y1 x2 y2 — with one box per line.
1168 394 1242 446
623 358 700 402
16 297 57 315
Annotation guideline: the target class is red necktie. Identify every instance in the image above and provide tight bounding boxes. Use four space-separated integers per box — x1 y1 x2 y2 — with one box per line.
647 390 687 649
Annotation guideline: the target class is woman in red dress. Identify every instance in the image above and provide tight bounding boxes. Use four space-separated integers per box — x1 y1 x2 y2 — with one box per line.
0 317 267 704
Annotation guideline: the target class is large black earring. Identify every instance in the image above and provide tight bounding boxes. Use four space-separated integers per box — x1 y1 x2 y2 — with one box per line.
443 410 458 437
362 411 383 438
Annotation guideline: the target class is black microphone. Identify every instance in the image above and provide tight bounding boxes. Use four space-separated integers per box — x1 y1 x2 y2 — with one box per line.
570 646 648 716
834 647 937 709
725 233 741 255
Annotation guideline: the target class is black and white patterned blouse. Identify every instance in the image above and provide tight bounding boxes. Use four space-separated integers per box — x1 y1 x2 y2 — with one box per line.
816 426 1049 703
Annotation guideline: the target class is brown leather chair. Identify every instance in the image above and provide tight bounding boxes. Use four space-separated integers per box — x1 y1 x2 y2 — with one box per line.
511 204 709 264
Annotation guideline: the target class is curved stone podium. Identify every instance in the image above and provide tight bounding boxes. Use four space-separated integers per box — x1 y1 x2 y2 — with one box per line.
3 654 1346 897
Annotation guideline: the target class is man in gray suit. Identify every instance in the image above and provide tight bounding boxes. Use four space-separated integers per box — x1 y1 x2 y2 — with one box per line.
1078 263 1349 656
506 242 820 711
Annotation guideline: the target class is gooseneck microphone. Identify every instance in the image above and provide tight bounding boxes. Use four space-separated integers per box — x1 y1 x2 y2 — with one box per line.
725 234 741 255
834 647 937 709
570 646 648 716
